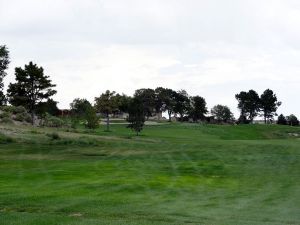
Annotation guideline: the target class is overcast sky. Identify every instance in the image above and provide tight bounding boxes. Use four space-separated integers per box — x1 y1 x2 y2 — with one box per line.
1 0 300 117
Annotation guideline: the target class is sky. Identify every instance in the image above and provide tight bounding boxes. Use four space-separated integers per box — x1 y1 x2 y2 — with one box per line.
1 0 300 117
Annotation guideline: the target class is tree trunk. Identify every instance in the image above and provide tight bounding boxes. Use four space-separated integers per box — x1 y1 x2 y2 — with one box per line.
168 111 171 122
31 111 34 126
106 113 110 131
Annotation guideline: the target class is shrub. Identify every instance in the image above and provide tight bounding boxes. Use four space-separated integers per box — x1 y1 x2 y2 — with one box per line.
13 106 26 114
15 112 32 123
85 107 99 129
71 116 80 129
0 111 11 119
42 113 65 127
0 106 15 113
0 134 14 144
46 132 60 140
1 117 14 124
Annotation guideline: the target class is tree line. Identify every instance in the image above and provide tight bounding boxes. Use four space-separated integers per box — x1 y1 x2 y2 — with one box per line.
1 45 299 135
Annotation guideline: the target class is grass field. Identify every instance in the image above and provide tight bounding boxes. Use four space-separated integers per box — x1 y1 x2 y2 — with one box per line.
0 123 300 225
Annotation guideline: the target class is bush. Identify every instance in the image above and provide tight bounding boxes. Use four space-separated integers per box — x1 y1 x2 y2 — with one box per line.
14 112 32 123
46 132 60 140
0 111 11 119
0 106 15 113
0 134 14 144
85 107 99 129
71 116 80 129
13 106 26 114
1 117 14 124
42 113 65 127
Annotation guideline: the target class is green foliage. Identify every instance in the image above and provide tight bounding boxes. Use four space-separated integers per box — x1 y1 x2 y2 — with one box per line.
0 45 10 105
94 90 119 131
70 98 92 118
36 99 59 116
189 95 208 122
14 112 32 123
0 117 13 124
0 134 14 143
260 89 281 123
127 97 145 135
236 90 260 122
286 114 299 126
0 105 26 115
174 89 190 120
134 88 156 119
85 107 99 129
46 132 60 140
70 116 80 129
0 111 11 119
0 105 15 113
211 104 234 123
155 87 177 121
42 113 65 127
7 62 57 121
277 114 287 125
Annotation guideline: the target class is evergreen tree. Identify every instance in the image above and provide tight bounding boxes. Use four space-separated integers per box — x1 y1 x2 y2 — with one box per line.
7 62 57 124
0 45 10 105
260 89 281 124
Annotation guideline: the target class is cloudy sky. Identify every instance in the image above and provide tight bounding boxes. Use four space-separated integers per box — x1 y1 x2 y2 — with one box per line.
1 0 300 117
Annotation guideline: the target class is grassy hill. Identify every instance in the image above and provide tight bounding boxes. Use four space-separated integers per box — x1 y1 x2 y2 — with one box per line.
0 123 299 225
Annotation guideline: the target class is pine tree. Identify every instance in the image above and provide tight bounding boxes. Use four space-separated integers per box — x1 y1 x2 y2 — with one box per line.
7 62 57 124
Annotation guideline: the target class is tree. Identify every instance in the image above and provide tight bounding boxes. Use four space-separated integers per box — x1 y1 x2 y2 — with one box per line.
134 88 156 119
127 97 145 136
94 90 119 131
155 87 177 122
115 94 131 114
0 45 10 105
260 89 281 124
277 114 287 125
211 105 234 123
286 114 299 126
70 98 92 118
70 98 93 128
36 99 59 116
189 96 208 122
85 106 99 129
235 90 260 123
7 62 57 124
174 90 190 121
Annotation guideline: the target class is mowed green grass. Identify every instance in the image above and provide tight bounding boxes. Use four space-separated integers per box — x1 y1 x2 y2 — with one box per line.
0 123 300 225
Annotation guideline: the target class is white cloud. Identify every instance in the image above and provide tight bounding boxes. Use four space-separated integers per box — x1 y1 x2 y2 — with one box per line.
1 0 300 116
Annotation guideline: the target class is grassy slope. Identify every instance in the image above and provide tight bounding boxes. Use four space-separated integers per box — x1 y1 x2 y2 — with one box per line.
0 123 299 225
